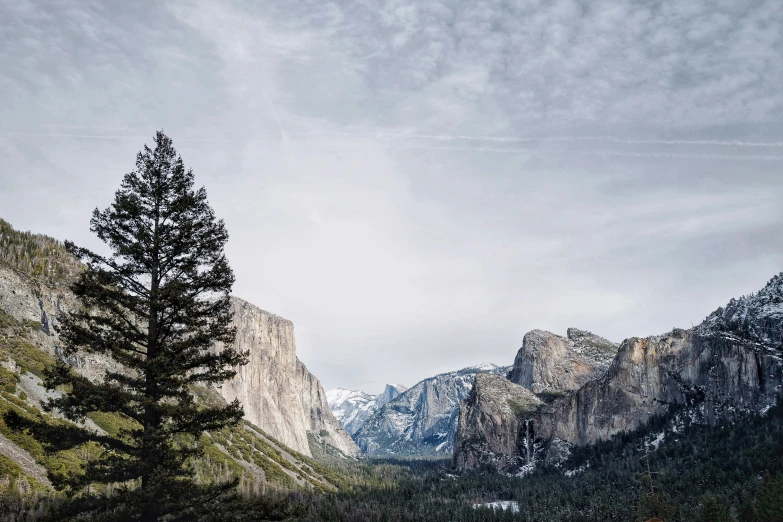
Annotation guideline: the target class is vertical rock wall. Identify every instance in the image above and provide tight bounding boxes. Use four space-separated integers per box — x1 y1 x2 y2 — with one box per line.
214 298 360 457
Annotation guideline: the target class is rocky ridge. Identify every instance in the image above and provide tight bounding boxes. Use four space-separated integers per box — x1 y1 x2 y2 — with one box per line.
453 274 783 473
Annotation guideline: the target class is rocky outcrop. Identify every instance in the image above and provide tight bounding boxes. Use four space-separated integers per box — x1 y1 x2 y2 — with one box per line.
507 328 618 395
453 373 542 472
698 273 783 347
454 274 783 473
377 384 407 408
326 384 407 437
354 364 509 457
0 263 122 382
213 298 360 458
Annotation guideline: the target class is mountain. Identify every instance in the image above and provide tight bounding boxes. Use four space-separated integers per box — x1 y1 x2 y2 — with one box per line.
326 384 407 436
454 274 783 474
0 219 358 497
353 363 509 457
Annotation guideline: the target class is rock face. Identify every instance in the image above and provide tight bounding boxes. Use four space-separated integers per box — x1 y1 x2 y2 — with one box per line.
0 219 359 489
454 274 783 472
453 373 542 472
213 298 360 457
507 328 618 395
0 263 122 382
354 363 509 457
326 384 407 437
539 327 782 449
295 360 360 457
377 384 407 408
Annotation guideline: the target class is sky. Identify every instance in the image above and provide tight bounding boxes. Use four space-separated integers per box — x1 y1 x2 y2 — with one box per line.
1 0 782 393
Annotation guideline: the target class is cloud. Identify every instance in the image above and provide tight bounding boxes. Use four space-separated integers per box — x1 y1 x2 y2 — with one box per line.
0 0 782 392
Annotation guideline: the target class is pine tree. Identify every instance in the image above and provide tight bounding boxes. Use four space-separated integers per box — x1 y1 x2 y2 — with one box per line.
695 492 732 522
755 473 783 522
7 131 249 520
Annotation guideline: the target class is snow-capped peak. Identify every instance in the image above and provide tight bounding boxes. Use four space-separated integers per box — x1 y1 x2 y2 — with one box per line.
466 362 500 372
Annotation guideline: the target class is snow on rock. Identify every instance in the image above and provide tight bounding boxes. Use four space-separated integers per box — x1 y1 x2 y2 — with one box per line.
472 501 520 513
697 273 783 347
326 384 407 436
354 364 509 457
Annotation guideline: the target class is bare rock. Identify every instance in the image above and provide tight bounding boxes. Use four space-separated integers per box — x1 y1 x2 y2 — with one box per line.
507 328 618 394
213 298 360 457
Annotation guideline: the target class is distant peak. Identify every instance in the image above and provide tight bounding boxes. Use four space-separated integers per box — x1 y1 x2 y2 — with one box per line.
467 362 499 372
384 384 407 392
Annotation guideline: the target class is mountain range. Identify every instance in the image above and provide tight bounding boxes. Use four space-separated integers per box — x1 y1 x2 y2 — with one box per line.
453 274 783 474
348 363 510 457
326 384 407 436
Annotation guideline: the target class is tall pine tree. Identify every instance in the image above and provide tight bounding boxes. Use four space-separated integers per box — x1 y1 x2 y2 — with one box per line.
10 131 249 520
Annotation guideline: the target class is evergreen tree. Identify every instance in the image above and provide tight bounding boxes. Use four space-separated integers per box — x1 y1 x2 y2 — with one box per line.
7 131 248 520
694 492 732 522
755 473 783 522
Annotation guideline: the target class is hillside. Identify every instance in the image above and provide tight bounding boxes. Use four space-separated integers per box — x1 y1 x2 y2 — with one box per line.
0 219 357 516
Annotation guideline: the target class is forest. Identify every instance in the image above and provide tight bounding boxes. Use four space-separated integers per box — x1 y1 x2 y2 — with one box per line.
276 400 783 522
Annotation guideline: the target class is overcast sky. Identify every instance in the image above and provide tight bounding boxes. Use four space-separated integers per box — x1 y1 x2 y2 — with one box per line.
2 0 782 393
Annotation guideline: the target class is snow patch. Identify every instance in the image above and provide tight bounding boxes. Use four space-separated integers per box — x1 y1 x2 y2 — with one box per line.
473 501 520 513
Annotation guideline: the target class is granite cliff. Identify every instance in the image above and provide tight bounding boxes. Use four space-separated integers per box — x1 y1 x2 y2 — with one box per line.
454 274 783 473
204 298 361 457
507 328 618 395
453 373 542 473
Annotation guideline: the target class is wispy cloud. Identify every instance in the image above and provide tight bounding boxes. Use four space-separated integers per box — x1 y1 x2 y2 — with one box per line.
1 0 781 392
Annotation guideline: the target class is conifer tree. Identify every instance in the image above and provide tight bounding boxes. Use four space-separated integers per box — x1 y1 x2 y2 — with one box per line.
695 492 732 522
755 473 783 522
8 131 248 520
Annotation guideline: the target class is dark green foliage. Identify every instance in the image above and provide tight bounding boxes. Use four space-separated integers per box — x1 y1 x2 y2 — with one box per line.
694 492 732 522
4 131 249 520
635 489 676 522
755 473 783 522
0 365 18 393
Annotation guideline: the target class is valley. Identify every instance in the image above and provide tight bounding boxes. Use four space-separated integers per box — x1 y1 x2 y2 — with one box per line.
0 217 781 521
